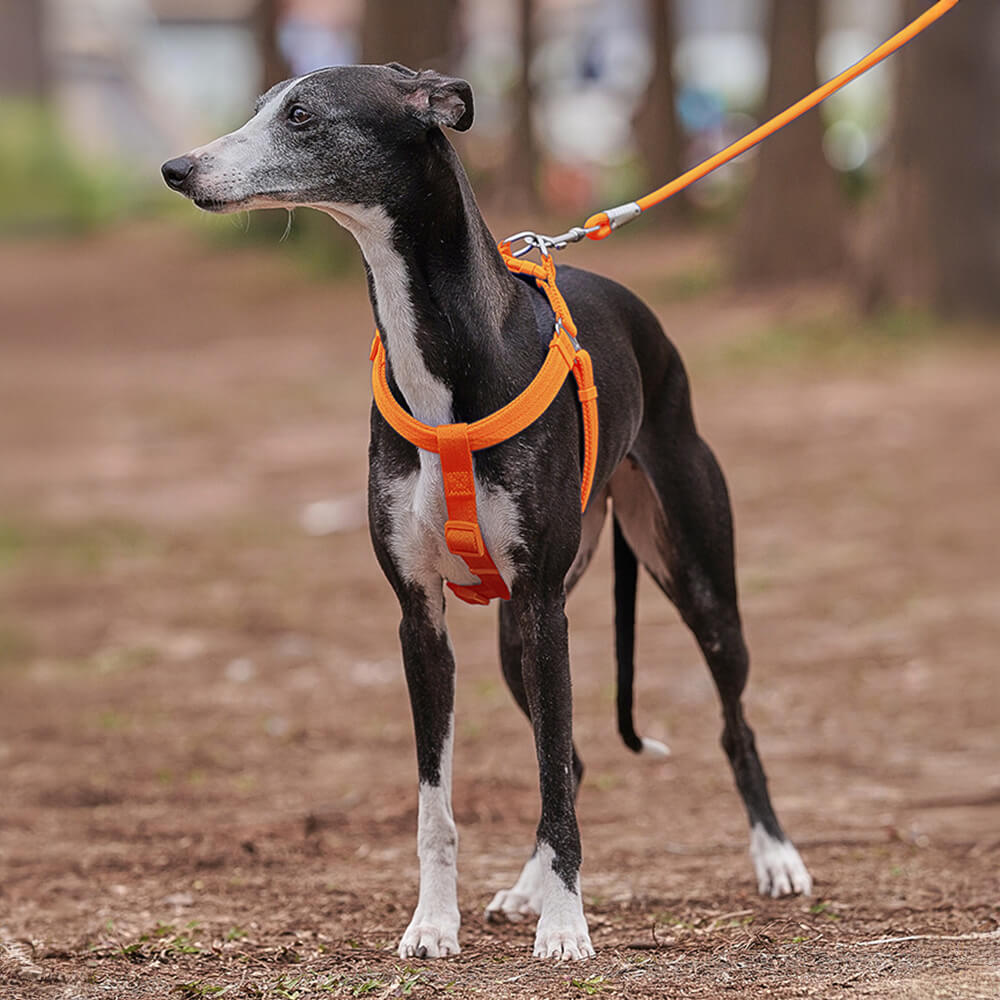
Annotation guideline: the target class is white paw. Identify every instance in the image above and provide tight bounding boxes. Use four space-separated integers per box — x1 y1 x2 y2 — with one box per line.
529 844 595 960
485 852 543 923
533 920 595 961
485 887 541 923
750 824 812 898
397 912 460 959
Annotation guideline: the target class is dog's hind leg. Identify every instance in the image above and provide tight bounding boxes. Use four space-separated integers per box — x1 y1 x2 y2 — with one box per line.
613 440 812 898
394 584 463 958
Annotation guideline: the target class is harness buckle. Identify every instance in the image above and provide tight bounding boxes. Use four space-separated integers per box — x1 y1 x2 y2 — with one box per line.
444 519 486 559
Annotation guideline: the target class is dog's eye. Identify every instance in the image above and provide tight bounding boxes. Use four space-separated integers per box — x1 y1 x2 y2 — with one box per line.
287 105 313 127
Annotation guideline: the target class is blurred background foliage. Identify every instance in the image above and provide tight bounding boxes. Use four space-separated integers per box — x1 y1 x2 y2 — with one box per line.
0 0 997 315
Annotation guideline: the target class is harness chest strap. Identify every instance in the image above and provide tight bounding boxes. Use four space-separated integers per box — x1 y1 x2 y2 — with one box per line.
370 253 598 605
435 422 511 605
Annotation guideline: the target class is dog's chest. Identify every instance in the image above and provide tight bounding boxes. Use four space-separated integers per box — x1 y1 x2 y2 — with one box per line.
383 452 522 592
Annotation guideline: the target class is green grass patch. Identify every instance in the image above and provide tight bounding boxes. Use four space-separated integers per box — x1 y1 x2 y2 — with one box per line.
702 307 942 373
175 983 225 999
347 979 386 997
808 901 842 921
656 912 698 931
88 645 159 675
217 969 443 998
0 623 35 669
647 262 725 304
0 516 158 575
572 974 609 995
118 922 209 962
0 520 27 569
0 100 149 236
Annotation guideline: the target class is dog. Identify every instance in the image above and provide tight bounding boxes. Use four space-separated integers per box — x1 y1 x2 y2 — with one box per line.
162 63 811 962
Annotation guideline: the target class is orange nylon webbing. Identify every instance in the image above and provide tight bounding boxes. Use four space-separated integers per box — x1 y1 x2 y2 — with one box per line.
370 246 598 605
436 423 511 605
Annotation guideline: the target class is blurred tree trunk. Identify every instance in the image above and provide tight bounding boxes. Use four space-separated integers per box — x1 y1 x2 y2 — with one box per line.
502 0 540 209
633 0 683 217
0 0 47 97
730 0 845 284
361 0 461 71
254 0 291 92
864 0 1000 319
251 1 295 240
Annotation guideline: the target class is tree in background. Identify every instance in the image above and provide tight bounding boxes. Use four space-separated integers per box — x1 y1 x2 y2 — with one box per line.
633 0 683 217
361 0 461 71
730 0 846 284
864 0 1000 319
254 0 291 93
0 0 47 98
502 0 541 209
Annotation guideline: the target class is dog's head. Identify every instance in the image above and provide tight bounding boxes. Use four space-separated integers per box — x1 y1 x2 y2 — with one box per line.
161 63 473 215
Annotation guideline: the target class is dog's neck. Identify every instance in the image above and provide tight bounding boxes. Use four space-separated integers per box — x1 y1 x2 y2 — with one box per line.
319 135 524 427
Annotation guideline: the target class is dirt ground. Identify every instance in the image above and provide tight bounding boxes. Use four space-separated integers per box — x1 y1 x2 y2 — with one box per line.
0 223 997 999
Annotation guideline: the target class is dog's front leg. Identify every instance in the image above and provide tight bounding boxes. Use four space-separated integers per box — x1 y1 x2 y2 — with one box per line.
515 588 595 961
396 587 461 959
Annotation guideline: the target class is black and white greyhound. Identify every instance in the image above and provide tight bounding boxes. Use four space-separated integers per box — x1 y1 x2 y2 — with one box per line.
162 64 811 962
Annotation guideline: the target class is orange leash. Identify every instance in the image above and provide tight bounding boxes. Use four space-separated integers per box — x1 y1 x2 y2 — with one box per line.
505 0 962 256
370 245 598 606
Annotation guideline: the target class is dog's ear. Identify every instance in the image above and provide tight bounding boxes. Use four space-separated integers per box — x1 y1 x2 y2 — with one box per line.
385 62 419 78
402 70 474 132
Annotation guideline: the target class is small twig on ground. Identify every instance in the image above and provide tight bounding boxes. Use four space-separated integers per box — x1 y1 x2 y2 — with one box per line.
707 909 754 931
842 928 1000 947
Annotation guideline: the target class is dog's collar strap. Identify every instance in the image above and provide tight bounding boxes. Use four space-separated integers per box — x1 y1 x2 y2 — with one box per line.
369 245 599 606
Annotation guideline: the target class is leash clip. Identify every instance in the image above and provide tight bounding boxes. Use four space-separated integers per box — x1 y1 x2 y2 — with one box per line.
555 317 581 352
504 225 600 259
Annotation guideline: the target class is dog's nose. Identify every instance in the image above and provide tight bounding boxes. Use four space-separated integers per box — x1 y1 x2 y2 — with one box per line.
161 156 195 190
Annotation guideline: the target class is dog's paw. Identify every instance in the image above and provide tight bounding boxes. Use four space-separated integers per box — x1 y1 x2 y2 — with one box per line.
750 825 812 897
532 921 595 961
485 852 543 923
397 913 460 959
485 888 541 923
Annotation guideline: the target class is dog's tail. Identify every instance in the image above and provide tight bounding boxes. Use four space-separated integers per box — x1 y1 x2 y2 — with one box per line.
613 516 670 759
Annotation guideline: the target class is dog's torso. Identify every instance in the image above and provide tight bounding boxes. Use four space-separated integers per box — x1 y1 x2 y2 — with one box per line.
366 261 684 606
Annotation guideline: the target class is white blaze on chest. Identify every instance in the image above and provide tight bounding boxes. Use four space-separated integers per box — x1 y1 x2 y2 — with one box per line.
383 463 522 598
316 202 453 426
315 201 521 598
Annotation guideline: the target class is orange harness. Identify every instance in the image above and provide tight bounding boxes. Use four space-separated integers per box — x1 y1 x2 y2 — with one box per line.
370 244 598 606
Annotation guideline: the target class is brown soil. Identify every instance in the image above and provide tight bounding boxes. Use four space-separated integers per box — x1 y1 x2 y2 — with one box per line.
0 224 997 999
